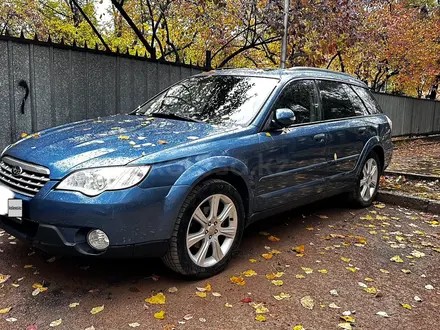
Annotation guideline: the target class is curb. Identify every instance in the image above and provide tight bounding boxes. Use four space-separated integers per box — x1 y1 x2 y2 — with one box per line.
377 190 440 214
384 170 440 181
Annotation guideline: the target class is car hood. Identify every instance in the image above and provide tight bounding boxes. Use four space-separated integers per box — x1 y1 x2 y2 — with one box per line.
4 114 226 179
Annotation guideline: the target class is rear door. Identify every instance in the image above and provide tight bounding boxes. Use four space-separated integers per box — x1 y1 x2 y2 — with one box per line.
254 79 328 211
316 80 374 190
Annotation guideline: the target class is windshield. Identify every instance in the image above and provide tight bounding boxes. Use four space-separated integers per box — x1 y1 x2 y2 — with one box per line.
134 75 279 126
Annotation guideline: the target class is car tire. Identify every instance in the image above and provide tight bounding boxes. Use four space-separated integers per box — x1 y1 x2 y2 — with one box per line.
349 151 381 208
162 179 245 278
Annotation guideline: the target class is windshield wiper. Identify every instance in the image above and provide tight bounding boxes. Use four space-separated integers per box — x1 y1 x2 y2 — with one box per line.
149 112 203 123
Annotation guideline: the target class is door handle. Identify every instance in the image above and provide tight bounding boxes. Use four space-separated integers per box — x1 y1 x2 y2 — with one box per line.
313 133 326 143
358 127 367 134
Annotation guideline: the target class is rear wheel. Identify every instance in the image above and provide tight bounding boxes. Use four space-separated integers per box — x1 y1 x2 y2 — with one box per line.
350 152 381 208
162 179 245 278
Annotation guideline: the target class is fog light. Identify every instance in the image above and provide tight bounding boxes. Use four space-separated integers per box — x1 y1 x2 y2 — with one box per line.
87 229 109 251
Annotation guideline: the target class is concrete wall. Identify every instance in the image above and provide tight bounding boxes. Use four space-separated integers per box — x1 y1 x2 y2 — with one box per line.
0 36 203 151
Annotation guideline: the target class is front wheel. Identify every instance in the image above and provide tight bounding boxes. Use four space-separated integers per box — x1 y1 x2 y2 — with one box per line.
162 179 245 278
350 152 381 208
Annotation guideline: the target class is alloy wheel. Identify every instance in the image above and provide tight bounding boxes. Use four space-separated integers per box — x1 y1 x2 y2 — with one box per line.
360 158 378 201
186 194 238 268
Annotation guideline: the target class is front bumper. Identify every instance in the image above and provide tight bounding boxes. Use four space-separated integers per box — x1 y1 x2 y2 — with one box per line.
0 183 190 258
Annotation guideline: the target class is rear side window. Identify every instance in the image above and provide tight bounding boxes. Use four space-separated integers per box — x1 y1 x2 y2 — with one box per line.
272 80 318 124
351 85 383 114
318 80 366 120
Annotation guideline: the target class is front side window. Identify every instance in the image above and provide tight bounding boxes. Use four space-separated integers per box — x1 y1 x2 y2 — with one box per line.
135 75 279 126
271 80 317 124
318 80 365 120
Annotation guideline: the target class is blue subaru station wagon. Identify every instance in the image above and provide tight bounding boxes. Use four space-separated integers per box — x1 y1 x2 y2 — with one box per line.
0 68 393 277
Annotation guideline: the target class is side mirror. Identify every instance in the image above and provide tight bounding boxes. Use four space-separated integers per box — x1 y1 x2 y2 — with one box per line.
273 108 296 127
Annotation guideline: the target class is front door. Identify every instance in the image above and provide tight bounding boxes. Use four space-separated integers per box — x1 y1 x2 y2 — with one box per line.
253 79 328 211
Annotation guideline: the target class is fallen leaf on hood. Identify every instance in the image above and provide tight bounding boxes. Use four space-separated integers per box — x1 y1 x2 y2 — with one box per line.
268 235 280 242
390 255 403 263
128 322 140 327
21 133 28 138
118 135 130 140
300 295 314 310
0 307 12 314
145 293 166 304
255 315 266 322
69 302 79 308
154 310 165 320
262 253 273 260
271 280 283 286
242 270 257 277
90 305 104 315
168 287 178 293
158 140 168 145
376 311 390 318
195 292 207 298
230 276 246 286
49 319 62 327
0 274 11 284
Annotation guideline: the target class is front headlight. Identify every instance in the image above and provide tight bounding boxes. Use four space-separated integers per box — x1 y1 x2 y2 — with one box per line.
56 166 151 196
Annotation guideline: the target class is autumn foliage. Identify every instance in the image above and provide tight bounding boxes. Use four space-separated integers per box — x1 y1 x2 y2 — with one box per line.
1 0 439 97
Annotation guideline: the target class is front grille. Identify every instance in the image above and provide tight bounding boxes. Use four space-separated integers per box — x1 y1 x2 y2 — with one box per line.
0 156 50 197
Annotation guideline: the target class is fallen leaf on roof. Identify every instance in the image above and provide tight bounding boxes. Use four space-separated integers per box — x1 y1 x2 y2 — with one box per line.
251 302 269 314
365 277 374 282
306 227 314 231
49 319 62 327
230 276 246 286
145 293 166 304
300 295 315 310
330 289 339 296
183 314 193 320
154 311 165 320
242 270 257 277
414 296 422 302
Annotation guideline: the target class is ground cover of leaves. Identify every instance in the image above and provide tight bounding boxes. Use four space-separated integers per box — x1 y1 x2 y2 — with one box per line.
380 175 440 201
388 137 440 177
1 199 439 330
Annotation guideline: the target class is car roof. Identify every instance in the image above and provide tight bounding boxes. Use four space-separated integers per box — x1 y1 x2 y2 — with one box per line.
199 67 368 88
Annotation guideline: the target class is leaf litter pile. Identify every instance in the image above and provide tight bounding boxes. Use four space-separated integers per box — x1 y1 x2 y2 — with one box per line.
0 202 439 329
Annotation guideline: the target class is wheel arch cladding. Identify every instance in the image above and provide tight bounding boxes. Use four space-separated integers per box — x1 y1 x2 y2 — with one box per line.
371 145 385 173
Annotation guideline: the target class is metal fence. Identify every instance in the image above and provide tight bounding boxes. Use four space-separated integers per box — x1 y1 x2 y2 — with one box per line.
373 93 440 137
0 34 204 151
1 35 439 152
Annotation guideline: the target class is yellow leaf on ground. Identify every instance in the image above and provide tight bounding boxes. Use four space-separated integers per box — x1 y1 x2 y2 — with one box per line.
262 253 273 260
341 257 351 263
50 319 62 327
0 274 11 284
345 267 358 273
269 249 282 254
306 227 314 231
225 303 233 308
364 287 377 294
271 280 283 286
292 245 305 254
401 303 412 310
268 235 280 242
293 326 305 330
273 293 290 300
301 267 313 274
0 307 12 314
69 302 79 308
296 274 305 279
318 269 328 274
374 203 385 209
379 269 390 274
154 310 165 320
300 295 315 310
266 272 284 280
242 270 257 277
212 292 222 297
230 276 246 286
168 287 178 293
145 293 166 305
251 302 269 314
338 322 352 330
195 292 207 298
196 283 211 292
255 315 266 322
401 269 411 274
390 255 403 263
365 277 374 282
90 305 104 314
249 259 257 263
341 315 356 323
